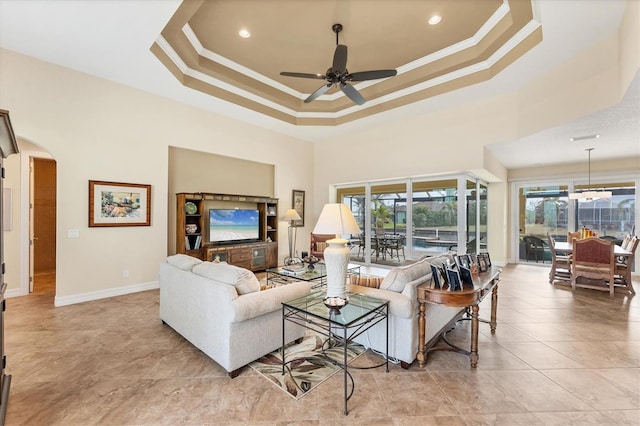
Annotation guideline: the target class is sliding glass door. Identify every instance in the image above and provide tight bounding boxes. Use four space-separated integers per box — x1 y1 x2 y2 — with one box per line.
338 175 487 266
517 185 568 263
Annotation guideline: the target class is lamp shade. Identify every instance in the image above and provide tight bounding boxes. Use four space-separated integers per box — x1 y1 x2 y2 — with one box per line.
312 203 361 236
282 208 301 222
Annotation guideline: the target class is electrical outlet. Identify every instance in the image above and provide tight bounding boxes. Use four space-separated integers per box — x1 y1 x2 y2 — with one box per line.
122 270 129 278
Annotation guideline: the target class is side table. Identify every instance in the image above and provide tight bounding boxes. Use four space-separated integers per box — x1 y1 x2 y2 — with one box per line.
282 291 388 415
416 267 501 367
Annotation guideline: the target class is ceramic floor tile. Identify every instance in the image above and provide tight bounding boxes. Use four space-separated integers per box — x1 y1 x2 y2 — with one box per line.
478 322 539 343
461 412 545 425
497 341 585 369
483 370 593 412
506 322 578 342
541 368 640 410
592 368 640 397
543 341 637 368
598 409 640 425
532 410 624 425
430 371 528 415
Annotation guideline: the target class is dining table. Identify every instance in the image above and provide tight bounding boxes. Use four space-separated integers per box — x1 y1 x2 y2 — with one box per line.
553 240 634 293
553 241 633 257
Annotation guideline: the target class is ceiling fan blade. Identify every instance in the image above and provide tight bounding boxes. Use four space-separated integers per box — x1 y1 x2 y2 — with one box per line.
304 83 332 103
340 83 365 105
280 72 326 79
332 45 347 73
349 69 398 81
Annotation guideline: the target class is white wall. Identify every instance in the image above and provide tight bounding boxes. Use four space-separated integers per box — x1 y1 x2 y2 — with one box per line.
0 48 314 305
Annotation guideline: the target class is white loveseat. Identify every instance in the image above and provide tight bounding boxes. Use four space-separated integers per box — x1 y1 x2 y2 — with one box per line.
159 254 312 377
349 253 464 368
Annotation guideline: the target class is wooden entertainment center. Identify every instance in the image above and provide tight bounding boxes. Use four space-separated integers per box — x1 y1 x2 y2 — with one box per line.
176 193 278 271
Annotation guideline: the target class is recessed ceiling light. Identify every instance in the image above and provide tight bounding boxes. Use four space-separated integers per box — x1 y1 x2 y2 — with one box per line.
428 15 442 25
570 134 600 141
238 29 251 39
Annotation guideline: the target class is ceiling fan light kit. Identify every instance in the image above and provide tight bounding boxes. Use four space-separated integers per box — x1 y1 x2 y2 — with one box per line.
280 23 397 105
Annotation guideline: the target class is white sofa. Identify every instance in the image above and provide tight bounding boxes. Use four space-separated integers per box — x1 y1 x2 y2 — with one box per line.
348 253 464 368
159 254 312 377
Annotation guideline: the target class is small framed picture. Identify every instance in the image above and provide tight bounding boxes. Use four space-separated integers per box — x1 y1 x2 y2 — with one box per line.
292 189 305 227
459 266 474 286
456 254 471 269
89 180 151 227
431 264 443 289
447 268 462 291
478 255 488 272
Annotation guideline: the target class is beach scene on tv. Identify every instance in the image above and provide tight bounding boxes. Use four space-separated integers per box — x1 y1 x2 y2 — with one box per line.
209 209 260 242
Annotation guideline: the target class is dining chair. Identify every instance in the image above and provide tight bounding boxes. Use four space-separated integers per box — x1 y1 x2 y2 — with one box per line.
387 234 406 261
310 233 335 260
547 233 571 284
567 232 580 243
614 235 638 295
356 233 366 258
571 238 616 296
523 235 546 262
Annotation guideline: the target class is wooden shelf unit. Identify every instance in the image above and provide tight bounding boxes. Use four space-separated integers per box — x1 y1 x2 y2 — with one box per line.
176 193 278 271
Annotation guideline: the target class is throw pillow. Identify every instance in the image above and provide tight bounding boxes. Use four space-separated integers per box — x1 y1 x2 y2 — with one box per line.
349 274 383 289
192 262 260 295
166 254 202 271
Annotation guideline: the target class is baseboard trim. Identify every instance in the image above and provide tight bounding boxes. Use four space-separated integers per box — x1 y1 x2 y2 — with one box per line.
54 280 159 307
5 288 26 298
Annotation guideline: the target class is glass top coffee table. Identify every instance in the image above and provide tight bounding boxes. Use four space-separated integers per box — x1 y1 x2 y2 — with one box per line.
281 290 388 415
267 263 360 288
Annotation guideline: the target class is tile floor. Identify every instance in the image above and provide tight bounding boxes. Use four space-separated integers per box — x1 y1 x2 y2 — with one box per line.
3 265 639 425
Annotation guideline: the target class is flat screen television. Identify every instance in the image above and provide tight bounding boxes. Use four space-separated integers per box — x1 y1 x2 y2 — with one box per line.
209 208 260 243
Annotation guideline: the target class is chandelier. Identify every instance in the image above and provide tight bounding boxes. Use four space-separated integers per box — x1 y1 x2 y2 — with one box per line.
568 148 612 201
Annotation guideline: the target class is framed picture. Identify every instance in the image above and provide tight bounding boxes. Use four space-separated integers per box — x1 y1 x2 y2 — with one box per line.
430 264 443 289
292 189 305 227
89 180 151 227
446 268 463 291
477 252 492 271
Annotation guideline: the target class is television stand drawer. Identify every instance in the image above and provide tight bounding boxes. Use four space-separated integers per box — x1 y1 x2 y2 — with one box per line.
230 249 251 262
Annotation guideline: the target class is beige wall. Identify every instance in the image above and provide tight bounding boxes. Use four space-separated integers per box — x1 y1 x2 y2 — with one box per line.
167 147 275 255
0 48 314 304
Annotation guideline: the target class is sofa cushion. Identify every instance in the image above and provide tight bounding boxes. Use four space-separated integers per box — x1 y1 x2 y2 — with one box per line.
379 258 431 293
166 254 202 271
192 261 260 295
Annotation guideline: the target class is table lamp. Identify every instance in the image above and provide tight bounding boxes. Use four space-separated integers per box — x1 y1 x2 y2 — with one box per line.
312 203 361 300
283 208 302 265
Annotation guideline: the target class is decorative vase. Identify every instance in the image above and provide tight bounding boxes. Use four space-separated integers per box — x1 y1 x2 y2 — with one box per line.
185 224 198 234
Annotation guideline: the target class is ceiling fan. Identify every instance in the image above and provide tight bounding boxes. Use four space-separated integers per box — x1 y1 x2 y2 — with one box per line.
280 23 397 105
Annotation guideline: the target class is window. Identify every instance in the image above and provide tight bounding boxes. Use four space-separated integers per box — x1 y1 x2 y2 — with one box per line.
575 182 635 242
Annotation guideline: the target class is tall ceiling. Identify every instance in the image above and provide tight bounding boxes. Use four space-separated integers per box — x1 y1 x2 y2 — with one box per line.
0 0 638 169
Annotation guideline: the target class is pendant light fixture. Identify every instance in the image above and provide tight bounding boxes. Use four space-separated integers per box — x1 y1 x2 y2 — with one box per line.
568 148 612 201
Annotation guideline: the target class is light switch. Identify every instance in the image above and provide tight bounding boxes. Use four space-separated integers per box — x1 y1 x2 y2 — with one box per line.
67 229 80 238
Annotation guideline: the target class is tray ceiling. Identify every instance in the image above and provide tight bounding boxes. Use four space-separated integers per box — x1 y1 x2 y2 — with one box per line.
151 0 541 126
